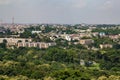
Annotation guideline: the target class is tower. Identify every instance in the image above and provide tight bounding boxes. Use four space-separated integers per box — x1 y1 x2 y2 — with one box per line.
12 17 14 25
0 19 2 26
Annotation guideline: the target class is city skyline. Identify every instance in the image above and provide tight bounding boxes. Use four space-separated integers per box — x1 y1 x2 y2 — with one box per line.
0 0 120 24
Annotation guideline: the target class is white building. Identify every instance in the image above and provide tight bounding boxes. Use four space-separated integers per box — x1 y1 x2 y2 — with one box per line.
32 31 41 34
80 59 85 66
65 35 71 41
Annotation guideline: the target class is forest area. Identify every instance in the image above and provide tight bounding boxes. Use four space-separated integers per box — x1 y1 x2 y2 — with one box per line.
0 46 120 80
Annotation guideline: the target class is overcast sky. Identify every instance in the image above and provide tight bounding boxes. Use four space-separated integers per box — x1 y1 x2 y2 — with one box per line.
0 0 120 24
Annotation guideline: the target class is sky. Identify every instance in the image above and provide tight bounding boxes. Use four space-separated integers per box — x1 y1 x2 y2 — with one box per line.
0 0 120 24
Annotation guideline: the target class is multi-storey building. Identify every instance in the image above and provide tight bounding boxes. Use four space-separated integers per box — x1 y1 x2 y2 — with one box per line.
80 39 94 45
17 42 56 49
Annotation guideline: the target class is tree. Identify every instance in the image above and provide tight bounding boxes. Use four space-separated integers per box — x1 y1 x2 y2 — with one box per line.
0 39 7 49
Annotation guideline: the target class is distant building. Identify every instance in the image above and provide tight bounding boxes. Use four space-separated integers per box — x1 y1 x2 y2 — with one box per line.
32 31 41 34
41 25 45 30
80 39 94 45
0 38 32 43
80 59 85 66
99 44 113 49
70 34 80 40
60 34 71 41
0 38 32 47
99 32 106 37
109 35 120 40
92 32 99 37
8 25 25 33
65 35 71 41
17 42 56 49
79 33 91 38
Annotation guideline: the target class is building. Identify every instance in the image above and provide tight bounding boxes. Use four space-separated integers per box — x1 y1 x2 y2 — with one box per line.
60 34 71 41
80 39 94 45
80 59 85 66
0 38 32 47
109 35 120 40
92 32 99 37
65 35 71 41
99 32 106 37
70 34 80 40
17 42 56 49
99 44 113 49
79 33 91 38
32 31 41 34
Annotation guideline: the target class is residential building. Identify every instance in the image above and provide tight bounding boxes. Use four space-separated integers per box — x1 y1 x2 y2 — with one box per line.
80 39 94 45
99 44 113 49
0 38 32 47
17 42 56 49
32 31 41 34
79 33 91 38
99 32 106 37
65 35 71 41
109 35 120 40
70 34 80 40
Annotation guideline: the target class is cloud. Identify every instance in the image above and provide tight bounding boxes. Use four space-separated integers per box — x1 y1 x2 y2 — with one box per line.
0 0 120 24
102 1 113 9
0 0 15 5
72 0 87 8
99 0 119 10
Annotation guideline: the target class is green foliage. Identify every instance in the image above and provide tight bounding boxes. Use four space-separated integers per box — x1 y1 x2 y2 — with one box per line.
55 38 69 47
92 28 120 35
0 43 6 49
43 48 78 63
50 69 93 80
0 47 119 79
93 37 114 48
20 31 32 38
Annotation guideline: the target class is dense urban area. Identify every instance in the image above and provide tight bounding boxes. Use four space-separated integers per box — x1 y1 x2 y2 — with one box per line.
0 23 120 80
